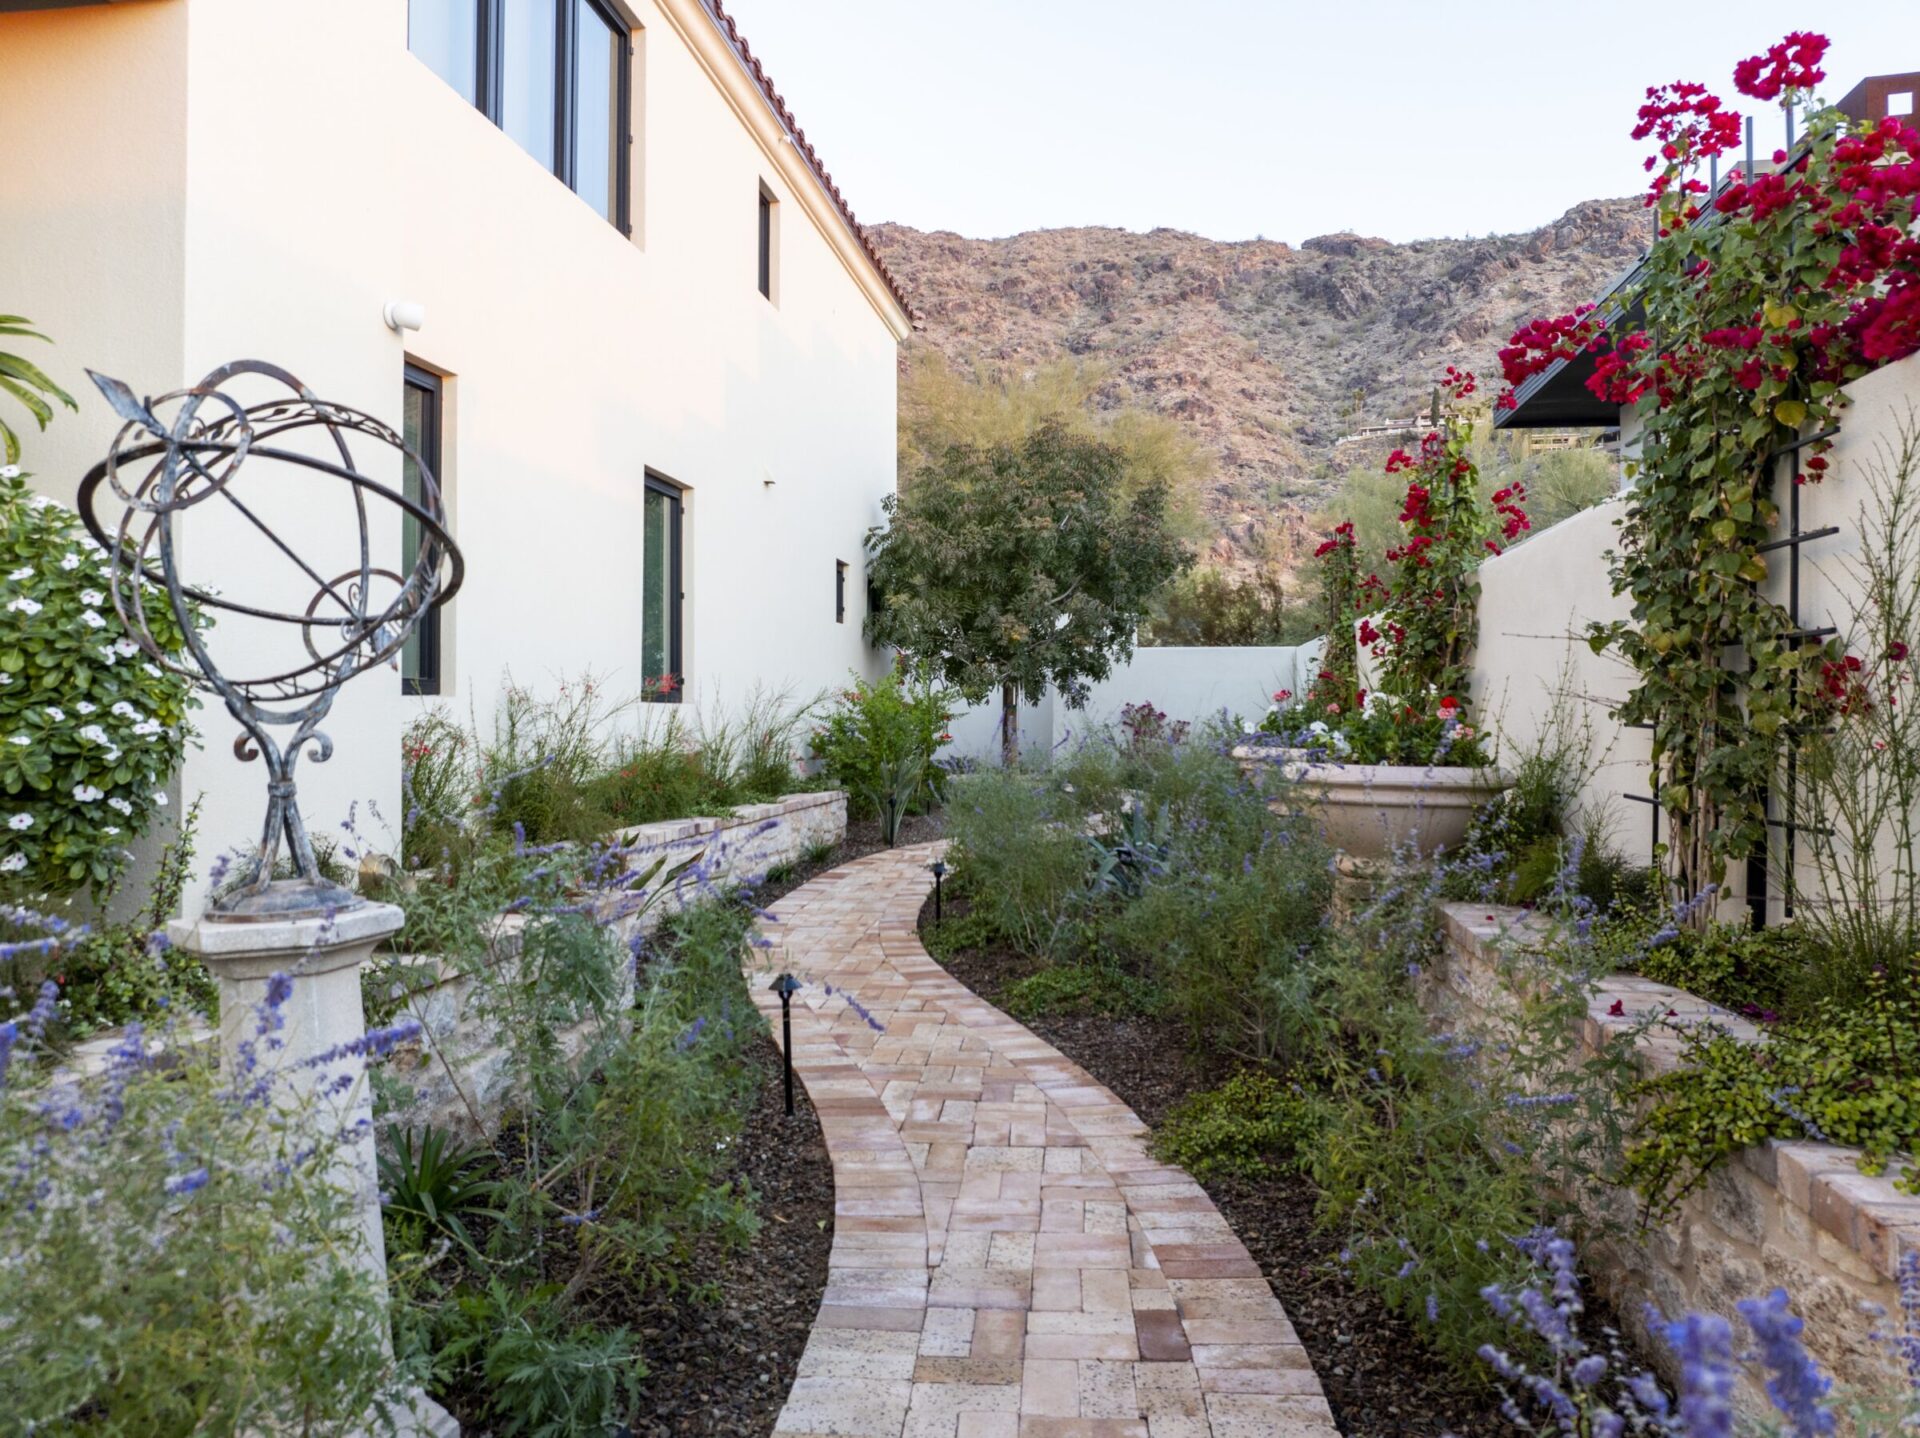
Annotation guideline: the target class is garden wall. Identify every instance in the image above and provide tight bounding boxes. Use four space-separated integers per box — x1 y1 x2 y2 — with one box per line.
58 792 845 1138
1469 351 1920 919
378 790 844 1136
1427 902 1911 1412
945 641 1323 762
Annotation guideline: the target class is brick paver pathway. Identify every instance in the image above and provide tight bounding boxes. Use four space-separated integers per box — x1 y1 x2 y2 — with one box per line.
746 842 1339 1438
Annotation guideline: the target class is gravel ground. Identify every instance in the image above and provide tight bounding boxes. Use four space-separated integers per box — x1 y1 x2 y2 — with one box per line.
921 888 1519 1438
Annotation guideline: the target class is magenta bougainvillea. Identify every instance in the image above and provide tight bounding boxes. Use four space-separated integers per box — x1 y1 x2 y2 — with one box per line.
1494 32 1920 903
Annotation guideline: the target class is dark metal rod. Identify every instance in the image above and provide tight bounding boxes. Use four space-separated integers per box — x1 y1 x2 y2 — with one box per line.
781 990 795 1117
1757 526 1840 554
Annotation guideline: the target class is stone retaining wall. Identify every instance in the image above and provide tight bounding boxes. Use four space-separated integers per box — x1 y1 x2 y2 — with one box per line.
62 792 847 1139
1427 903 1911 1410
376 790 845 1135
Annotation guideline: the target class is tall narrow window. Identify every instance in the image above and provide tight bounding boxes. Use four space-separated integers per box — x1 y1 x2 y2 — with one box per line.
572 0 624 226
835 561 847 623
408 0 480 103
758 186 775 299
408 0 630 232
642 475 683 700
401 366 445 696
498 0 558 169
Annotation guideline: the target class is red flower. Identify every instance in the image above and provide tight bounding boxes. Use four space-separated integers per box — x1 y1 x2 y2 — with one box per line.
1357 619 1381 647
1733 32 1828 102
1608 999 1626 1018
1890 642 1910 663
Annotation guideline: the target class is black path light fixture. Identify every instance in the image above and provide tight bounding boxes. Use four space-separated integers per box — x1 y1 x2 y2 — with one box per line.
929 858 946 925
77 360 462 919
773 971 802 1116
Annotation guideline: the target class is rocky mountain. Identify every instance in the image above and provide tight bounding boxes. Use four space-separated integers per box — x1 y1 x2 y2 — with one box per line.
871 199 1647 564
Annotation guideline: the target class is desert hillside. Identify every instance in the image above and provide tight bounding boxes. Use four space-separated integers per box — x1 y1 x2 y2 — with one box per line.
871 200 1645 561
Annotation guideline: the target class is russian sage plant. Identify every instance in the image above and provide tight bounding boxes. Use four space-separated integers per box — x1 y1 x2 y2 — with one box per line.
1 910 421 1434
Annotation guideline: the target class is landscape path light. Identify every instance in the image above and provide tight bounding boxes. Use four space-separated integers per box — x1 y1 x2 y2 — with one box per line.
773 971 802 1116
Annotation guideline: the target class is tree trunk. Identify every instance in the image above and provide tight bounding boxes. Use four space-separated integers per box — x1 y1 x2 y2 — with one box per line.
1000 680 1020 769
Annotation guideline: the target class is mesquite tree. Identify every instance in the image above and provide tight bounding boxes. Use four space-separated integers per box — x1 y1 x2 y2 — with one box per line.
864 421 1190 766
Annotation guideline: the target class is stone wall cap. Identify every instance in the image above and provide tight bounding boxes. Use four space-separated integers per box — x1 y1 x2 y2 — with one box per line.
169 900 407 959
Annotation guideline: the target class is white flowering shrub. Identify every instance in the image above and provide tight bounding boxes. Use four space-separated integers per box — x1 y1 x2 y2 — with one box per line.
0 468 196 892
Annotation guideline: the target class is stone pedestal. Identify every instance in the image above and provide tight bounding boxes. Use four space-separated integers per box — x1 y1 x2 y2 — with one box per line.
170 902 405 1283
169 901 459 1437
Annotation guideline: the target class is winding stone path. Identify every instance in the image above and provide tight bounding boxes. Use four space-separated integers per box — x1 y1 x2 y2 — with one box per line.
746 843 1339 1438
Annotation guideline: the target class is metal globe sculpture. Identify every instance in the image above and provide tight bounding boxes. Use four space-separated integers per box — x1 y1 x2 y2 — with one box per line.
77 359 463 918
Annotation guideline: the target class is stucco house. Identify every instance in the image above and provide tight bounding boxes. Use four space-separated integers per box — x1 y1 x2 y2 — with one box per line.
0 0 912 903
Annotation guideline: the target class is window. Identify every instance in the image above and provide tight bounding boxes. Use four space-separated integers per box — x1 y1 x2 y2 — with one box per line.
835 561 847 623
642 474 683 700
408 0 480 104
757 184 776 300
409 0 631 232
401 366 446 696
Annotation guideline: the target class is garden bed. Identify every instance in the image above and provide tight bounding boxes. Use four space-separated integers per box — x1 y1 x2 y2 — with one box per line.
919 885 1519 1438
1428 902 1915 1410
579 1035 834 1438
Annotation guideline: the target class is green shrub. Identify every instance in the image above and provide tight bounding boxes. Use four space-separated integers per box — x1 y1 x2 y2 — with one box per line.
42 798 213 1035
807 667 955 835
386 849 768 1428
943 769 1089 957
0 468 197 894
1001 962 1163 1021
1152 1070 1318 1180
1301 877 1635 1369
422 1278 641 1438
402 706 479 871
1634 921 1813 1017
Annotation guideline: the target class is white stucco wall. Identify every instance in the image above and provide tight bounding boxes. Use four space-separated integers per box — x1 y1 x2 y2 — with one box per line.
945 643 1322 763
1 0 903 908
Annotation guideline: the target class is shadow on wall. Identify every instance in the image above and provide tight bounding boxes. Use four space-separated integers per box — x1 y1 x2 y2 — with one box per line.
944 642 1324 763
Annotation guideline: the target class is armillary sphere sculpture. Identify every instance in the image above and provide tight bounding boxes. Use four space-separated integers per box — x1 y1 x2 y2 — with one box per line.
77 360 463 919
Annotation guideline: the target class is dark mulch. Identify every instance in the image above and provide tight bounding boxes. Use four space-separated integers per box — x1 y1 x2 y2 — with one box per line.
626 1036 834 1438
628 814 942 1435
921 889 1518 1438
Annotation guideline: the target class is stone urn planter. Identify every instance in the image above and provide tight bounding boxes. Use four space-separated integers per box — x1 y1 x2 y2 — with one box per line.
1232 743 1511 860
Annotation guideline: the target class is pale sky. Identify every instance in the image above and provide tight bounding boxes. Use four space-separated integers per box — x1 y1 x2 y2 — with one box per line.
718 1 1918 244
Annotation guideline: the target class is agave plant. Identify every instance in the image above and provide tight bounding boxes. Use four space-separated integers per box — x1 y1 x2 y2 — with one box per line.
0 314 77 464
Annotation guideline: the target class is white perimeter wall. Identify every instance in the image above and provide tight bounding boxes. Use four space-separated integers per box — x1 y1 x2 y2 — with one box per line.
945 643 1324 763
1 0 903 909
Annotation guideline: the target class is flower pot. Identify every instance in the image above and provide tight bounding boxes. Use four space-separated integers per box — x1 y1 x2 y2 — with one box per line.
1232 745 1510 860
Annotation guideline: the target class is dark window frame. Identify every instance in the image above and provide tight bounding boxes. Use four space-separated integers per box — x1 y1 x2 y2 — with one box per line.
757 185 774 299
835 560 847 623
643 471 684 703
402 364 446 697
422 0 632 234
